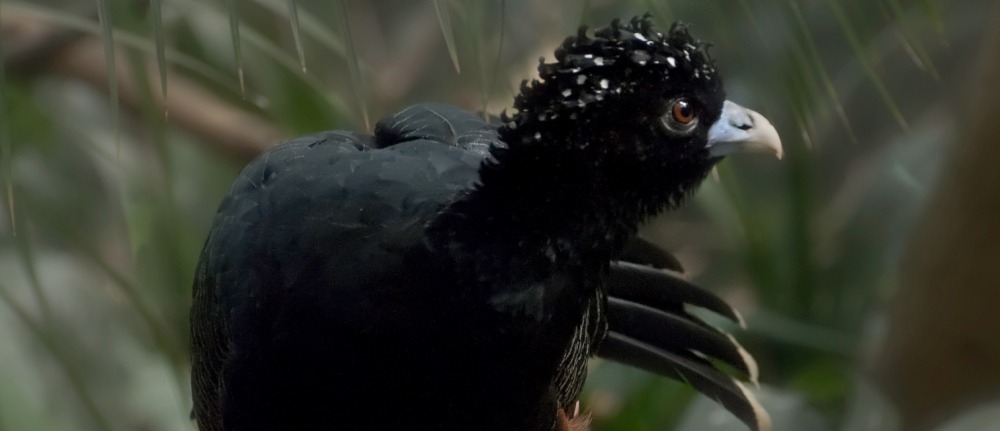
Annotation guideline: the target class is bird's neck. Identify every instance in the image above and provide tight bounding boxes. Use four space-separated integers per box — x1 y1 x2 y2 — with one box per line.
429 134 649 273
423 122 700 427
425 111 713 311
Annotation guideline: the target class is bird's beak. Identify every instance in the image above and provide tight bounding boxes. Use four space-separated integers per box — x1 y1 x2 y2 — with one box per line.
706 101 783 160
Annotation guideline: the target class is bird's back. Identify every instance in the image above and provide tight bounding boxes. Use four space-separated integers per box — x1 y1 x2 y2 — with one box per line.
191 104 540 430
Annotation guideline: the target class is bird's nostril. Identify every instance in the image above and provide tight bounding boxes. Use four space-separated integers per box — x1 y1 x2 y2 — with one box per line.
736 122 753 131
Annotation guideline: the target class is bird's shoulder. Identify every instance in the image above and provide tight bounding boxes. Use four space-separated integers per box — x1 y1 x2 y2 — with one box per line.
372 102 498 155
196 104 498 327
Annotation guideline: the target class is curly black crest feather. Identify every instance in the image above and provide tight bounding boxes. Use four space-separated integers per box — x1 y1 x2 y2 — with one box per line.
498 17 722 148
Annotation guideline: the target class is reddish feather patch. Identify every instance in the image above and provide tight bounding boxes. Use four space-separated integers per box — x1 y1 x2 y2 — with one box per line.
557 407 592 431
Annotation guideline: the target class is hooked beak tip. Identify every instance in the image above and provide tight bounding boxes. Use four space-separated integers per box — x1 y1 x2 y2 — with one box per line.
707 101 783 160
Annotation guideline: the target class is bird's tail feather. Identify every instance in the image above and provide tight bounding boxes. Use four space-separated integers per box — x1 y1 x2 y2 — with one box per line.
599 260 770 431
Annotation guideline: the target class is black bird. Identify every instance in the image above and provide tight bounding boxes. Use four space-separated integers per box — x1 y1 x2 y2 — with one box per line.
191 16 780 431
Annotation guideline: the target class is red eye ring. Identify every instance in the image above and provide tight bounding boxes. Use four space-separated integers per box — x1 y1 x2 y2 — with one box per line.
671 99 696 125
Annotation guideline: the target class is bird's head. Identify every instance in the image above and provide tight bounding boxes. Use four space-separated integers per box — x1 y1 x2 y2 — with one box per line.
495 15 782 215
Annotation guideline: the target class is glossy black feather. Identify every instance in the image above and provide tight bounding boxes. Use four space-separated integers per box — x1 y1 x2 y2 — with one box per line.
601 332 768 431
620 236 686 272
606 296 754 377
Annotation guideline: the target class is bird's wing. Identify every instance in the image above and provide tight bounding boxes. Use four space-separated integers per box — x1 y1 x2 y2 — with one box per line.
190 130 373 430
190 115 486 429
600 258 770 431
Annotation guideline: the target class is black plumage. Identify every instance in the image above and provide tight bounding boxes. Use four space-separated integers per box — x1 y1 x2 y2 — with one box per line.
191 16 780 431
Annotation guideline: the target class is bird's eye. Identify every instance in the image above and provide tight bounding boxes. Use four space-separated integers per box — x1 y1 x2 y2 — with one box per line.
662 98 699 134
672 100 696 124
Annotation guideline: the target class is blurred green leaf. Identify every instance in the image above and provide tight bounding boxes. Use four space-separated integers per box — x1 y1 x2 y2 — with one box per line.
825 0 909 131
332 0 369 129
95 0 120 157
286 0 306 72
434 0 461 74
225 0 246 95
150 0 169 115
